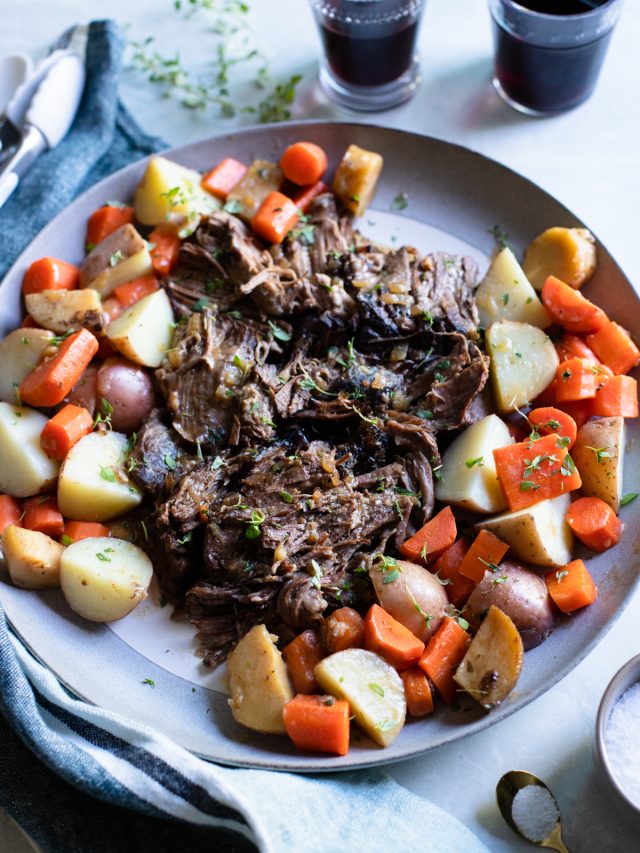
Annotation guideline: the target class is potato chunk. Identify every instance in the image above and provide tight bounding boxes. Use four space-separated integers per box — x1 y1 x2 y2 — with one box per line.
0 402 60 497
57 431 143 521
435 414 513 513
476 248 551 329
60 537 153 622
314 648 406 747
332 144 383 217
0 328 54 404
134 155 219 231
370 560 448 643
225 160 283 220
25 289 104 335
454 605 523 709
572 416 625 512
226 624 293 735
486 320 559 412
80 224 152 298
2 524 64 590
106 289 174 368
522 227 597 291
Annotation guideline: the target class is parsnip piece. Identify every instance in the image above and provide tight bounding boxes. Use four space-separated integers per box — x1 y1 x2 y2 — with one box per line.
522 226 597 291
60 537 153 622
0 402 60 497
314 648 406 747
476 248 551 329
226 624 293 735
225 160 283 220
435 414 513 513
486 320 559 413
0 328 54 404
134 155 219 230
106 289 174 368
332 144 383 217
572 416 625 512
80 224 152 298
454 605 523 709
2 524 64 590
57 431 143 522
25 289 104 335
476 493 573 568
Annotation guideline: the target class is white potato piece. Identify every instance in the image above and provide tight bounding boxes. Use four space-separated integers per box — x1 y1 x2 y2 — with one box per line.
314 648 406 747
2 524 64 590
370 559 448 643
476 492 573 568
80 224 152 298
25 289 104 335
60 537 153 622
435 414 513 513
0 328 53 403
476 248 551 329
332 144 383 217
0 402 60 497
522 226 597 291
572 416 625 512
57 431 143 521
226 160 283 220
486 320 559 413
134 155 219 231
107 289 174 368
226 624 293 735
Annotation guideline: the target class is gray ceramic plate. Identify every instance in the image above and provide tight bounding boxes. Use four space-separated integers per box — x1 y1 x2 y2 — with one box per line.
1 122 638 771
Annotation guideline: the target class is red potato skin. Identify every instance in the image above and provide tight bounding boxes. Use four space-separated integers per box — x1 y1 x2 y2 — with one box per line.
63 364 99 417
96 357 156 433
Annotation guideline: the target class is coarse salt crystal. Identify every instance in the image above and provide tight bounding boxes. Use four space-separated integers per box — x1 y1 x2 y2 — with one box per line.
604 681 640 808
511 784 559 842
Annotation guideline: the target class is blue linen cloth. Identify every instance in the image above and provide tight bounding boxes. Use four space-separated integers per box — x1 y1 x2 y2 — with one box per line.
0 21 491 853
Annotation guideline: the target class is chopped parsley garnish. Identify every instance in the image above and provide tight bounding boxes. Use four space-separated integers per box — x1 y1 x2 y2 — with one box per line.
96 551 111 562
390 192 408 211
245 508 266 540
99 465 116 483
465 456 485 469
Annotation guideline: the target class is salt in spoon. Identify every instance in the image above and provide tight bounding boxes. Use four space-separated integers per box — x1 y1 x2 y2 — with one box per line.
496 770 572 853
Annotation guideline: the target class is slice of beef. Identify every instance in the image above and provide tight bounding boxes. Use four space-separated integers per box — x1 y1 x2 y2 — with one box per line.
415 252 480 336
129 410 190 498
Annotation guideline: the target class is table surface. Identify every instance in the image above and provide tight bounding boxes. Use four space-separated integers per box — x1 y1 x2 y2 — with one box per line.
2 0 640 850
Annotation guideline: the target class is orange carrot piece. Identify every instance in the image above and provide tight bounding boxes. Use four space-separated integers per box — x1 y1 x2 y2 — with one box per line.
40 404 94 460
283 694 350 756
102 297 125 324
114 274 159 308
0 495 22 534
320 607 365 653
21 315 38 328
555 334 600 364
22 257 79 296
432 539 476 608
528 406 578 449
591 374 639 417
86 205 134 249
280 142 328 186
400 668 435 717
553 398 593 429
493 433 582 513
62 520 109 544
291 180 328 213
555 358 600 402
201 158 247 199
399 506 457 565
566 497 622 552
586 320 640 375
251 192 299 244
22 496 64 539
149 227 181 276
458 530 509 583
19 329 99 408
282 630 324 695
545 559 598 613
418 617 470 704
363 603 425 671
541 276 607 334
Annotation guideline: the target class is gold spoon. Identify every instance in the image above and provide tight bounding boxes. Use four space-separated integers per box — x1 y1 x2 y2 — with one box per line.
496 770 572 853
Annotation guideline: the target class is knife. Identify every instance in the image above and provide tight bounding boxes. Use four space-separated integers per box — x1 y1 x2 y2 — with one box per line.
0 50 85 209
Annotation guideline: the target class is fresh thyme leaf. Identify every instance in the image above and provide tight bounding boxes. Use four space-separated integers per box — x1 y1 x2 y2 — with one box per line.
368 682 385 697
268 320 291 342
465 456 485 468
223 199 243 214
488 224 514 251
61 534 74 546
142 677 155 688
211 455 225 470
390 192 408 211
163 454 177 470
555 570 569 583
99 466 116 482
621 492 638 506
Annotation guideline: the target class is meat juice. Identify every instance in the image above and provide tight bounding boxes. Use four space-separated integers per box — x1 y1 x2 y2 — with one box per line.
493 0 614 113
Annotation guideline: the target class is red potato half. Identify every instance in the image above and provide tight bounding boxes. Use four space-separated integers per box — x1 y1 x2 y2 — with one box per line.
370 559 448 644
96 357 156 433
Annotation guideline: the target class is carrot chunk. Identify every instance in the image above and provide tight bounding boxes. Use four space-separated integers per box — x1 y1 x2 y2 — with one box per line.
528 406 578 449
432 539 476 608
283 694 350 756
282 630 324 695
566 496 622 552
114 275 159 308
400 668 435 717
62 520 109 544
458 530 509 583
0 495 22 534
399 506 457 565
363 603 425 671
86 205 134 248
40 404 94 460
553 398 593 429
251 192 299 244
541 276 607 334
555 333 600 364
418 617 470 704
22 496 64 539
22 257 79 296
545 559 598 613
320 607 365 653
149 228 181 276
201 158 247 199
291 180 327 213
280 142 328 186
19 329 99 408
586 320 640 375
555 358 601 402
591 375 638 417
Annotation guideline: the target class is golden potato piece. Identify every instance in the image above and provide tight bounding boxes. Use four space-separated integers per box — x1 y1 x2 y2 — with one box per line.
2 524 64 590
0 329 53 404
572 416 625 512
522 227 597 291
80 224 152 298
332 144 383 217
25 289 104 335
225 160 283 220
